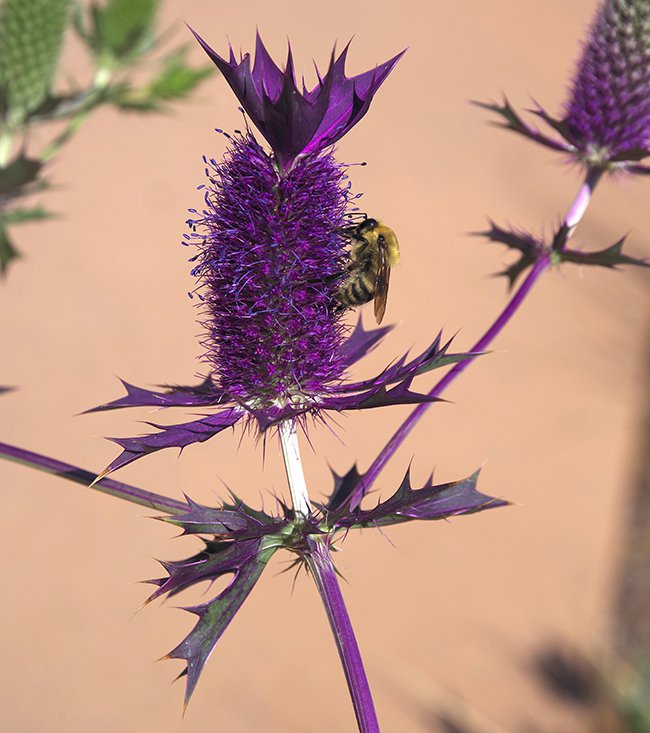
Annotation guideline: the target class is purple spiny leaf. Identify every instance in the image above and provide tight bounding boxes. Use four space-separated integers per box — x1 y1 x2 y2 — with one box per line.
97 408 243 479
325 464 364 512
321 379 441 411
478 222 547 289
162 536 279 707
561 237 649 269
472 97 571 153
338 317 395 368
340 332 480 392
84 377 222 413
160 494 289 539
327 468 508 528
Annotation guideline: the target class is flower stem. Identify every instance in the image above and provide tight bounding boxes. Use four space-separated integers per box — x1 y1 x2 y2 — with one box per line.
564 166 603 237
0 441 186 514
278 419 311 518
40 110 91 163
356 169 602 500
306 536 380 733
0 131 13 167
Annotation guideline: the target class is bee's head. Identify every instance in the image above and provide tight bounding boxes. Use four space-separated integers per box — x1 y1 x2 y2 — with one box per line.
358 218 379 234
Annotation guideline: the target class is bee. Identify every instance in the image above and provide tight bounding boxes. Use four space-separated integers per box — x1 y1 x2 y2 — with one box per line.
337 218 400 324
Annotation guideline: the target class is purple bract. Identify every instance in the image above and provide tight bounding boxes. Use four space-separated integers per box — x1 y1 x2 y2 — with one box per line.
190 30 404 174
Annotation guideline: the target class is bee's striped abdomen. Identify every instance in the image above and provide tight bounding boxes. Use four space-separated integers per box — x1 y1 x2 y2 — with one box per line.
338 270 376 306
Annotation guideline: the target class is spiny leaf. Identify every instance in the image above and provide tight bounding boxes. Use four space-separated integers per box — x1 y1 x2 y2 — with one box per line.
0 154 43 198
160 494 288 540
161 537 279 707
561 238 649 270
74 0 159 66
105 47 214 113
472 96 571 153
0 205 57 226
339 317 395 368
477 221 546 289
326 464 364 512
0 222 19 273
0 0 71 126
84 376 221 413
147 47 213 102
96 408 244 479
327 467 508 528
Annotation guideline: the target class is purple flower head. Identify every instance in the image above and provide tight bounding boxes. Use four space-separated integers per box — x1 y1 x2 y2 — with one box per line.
565 0 650 164
190 30 405 174
190 132 350 407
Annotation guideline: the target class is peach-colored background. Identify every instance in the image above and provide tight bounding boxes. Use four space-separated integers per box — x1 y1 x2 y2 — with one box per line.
1 1 649 731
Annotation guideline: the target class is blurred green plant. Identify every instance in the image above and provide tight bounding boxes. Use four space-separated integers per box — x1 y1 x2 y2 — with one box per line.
0 0 213 274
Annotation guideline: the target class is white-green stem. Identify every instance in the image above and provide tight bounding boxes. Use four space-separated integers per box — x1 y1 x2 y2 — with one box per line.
0 131 13 167
278 419 311 519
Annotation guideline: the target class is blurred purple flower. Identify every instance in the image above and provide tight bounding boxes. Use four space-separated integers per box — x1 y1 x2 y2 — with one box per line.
477 0 650 171
564 0 650 165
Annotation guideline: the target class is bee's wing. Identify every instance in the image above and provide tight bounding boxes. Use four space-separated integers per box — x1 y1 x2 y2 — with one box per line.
373 239 391 325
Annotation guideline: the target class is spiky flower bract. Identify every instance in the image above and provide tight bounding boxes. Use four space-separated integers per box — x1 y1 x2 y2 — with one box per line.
190 30 405 174
564 0 650 165
188 133 348 408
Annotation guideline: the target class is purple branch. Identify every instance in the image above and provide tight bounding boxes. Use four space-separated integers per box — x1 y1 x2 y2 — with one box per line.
306 536 379 733
0 441 186 514
356 168 603 502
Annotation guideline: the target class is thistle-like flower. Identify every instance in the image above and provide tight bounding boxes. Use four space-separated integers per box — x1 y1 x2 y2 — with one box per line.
81 33 507 713
90 33 475 477
564 0 650 166
477 0 650 172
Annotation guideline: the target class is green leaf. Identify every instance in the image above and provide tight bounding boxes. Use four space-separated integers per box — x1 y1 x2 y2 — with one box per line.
75 0 160 67
106 48 213 112
148 47 213 101
0 0 72 126
561 238 650 270
0 153 44 197
0 205 57 225
0 222 20 274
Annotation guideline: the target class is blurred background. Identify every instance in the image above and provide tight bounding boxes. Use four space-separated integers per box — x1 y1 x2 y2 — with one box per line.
1 0 649 730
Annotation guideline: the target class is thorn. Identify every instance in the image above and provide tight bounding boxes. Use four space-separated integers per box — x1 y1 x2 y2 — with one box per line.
89 465 111 487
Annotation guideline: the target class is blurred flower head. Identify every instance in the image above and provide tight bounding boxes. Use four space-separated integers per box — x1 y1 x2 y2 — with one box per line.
564 0 650 165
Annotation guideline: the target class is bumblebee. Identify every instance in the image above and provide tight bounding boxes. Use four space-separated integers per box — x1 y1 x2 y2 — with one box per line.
337 218 400 324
